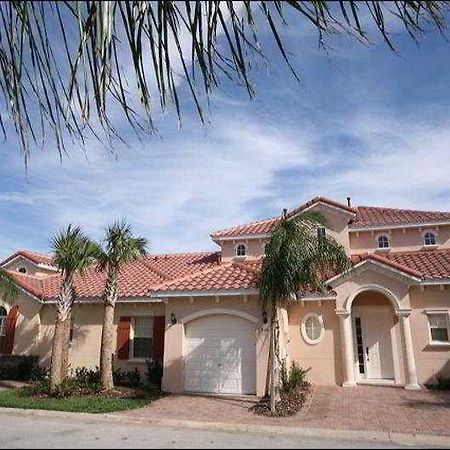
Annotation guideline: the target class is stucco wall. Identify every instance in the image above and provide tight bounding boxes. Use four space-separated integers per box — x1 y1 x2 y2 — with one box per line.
288 301 344 386
162 295 268 396
0 291 41 356
220 239 266 262
409 286 450 384
350 225 450 254
38 301 166 374
3 257 55 278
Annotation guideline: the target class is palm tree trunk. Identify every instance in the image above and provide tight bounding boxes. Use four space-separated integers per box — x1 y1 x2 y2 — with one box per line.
269 298 279 414
100 272 118 391
50 279 73 392
50 316 67 391
60 318 71 379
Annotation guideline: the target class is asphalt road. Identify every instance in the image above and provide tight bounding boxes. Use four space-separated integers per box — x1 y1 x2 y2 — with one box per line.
0 411 446 449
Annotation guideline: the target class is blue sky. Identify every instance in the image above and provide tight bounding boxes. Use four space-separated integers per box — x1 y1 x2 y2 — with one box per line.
1 10 450 259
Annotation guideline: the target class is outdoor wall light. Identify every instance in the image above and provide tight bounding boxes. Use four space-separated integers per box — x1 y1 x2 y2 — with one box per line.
262 311 268 324
170 312 177 325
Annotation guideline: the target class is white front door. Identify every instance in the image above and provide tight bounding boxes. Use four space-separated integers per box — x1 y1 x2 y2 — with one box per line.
353 307 395 380
184 315 257 395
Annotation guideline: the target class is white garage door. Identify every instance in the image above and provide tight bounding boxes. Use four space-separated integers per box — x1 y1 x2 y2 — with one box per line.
185 314 257 395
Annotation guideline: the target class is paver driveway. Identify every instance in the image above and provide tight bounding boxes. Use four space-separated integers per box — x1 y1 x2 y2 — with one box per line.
118 385 450 437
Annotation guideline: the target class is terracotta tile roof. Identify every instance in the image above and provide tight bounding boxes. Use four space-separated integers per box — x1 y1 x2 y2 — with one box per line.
153 261 261 293
211 197 355 239
351 206 450 229
8 251 220 301
1 250 54 267
382 249 450 280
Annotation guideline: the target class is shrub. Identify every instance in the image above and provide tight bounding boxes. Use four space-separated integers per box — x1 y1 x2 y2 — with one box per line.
282 362 310 393
113 368 141 388
436 376 450 391
0 355 42 381
145 359 163 390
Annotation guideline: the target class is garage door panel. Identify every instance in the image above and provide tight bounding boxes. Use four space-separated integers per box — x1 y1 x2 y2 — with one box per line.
185 315 256 395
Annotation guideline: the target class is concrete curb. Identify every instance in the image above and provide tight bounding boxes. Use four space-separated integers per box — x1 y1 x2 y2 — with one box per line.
0 407 449 448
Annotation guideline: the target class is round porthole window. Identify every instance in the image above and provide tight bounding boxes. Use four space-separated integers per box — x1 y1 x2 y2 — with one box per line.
301 313 325 345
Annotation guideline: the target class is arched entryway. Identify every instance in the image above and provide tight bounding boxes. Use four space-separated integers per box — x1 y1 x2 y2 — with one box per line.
351 291 399 384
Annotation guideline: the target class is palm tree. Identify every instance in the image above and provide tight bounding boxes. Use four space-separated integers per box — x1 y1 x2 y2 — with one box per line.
0 269 19 300
97 220 148 391
259 210 349 413
50 225 98 391
0 1 446 161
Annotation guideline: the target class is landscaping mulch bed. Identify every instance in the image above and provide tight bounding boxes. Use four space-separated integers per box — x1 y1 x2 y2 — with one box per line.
252 382 311 417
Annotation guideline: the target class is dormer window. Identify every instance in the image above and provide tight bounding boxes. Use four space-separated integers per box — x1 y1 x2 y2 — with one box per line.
377 235 390 249
17 267 27 274
424 231 437 247
236 244 247 257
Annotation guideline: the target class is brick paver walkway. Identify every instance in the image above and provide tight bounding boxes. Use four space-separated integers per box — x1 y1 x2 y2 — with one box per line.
118 386 450 436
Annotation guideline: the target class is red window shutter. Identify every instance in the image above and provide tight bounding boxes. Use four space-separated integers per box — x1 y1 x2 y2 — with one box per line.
1 305 19 355
152 316 166 363
117 316 131 360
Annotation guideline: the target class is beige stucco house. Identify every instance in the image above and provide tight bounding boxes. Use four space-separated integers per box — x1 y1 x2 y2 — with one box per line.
1 196 450 396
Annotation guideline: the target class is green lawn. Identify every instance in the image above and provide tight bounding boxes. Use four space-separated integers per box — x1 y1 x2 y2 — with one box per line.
0 389 149 414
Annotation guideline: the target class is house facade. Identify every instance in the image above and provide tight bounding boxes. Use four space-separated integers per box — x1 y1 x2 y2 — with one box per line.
1 197 450 396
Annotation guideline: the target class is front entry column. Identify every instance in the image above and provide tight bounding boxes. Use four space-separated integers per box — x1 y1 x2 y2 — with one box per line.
398 310 420 390
337 310 356 387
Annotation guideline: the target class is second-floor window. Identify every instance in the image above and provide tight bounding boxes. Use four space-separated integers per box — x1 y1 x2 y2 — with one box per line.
317 226 327 242
424 232 437 247
0 306 7 338
236 244 247 257
377 235 390 249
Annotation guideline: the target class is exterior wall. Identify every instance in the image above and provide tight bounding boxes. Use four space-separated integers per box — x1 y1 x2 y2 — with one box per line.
288 301 344 385
162 295 268 397
220 238 266 262
350 225 450 254
3 257 55 278
0 291 41 356
36 301 166 377
409 286 450 385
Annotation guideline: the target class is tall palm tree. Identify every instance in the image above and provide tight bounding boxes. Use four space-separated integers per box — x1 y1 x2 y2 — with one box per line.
50 225 98 391
0 1 446 161
260 210 349 413
97 220 148 391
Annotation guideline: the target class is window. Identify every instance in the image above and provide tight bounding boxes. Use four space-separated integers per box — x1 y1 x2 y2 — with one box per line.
424 232 437 247
17 267 27 274
427 313 450 343
0 307 7 337
133 317 154 359
317 226 327 242
301 313 325 345
236 244 247 257
377 235 390 249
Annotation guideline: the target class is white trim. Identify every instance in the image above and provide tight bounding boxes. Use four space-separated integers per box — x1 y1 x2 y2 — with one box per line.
299 294 336 302
422 229 438 247
349 220 450 233
424 310 450 346
300 313 325 345
181 308 259 325
327 259 422 287
152 288 259 298
375 233 391 250
345 284 402 314
211 233 270 242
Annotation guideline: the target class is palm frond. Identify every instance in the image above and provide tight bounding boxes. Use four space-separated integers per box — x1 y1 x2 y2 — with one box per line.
51 224 99 279
98 219 148 272
0 268 19 300
260 211 349 307
0 1 447 162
